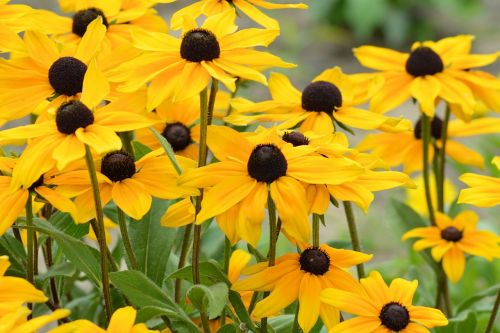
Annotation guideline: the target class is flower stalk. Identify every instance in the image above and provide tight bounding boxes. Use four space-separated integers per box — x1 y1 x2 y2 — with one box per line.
486 290 500 333
117 207 138 270
312 213 320 247
84 144 112 321
343 201 365 279
437 106 451 212
421 113 437 225
25 192 34 312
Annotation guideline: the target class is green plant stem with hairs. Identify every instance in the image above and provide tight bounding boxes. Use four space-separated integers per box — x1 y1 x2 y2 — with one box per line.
343 201 365 279
84 145 112 321
25 192 34 313
312 214 320 248
117 207 138 270
421 114 437 226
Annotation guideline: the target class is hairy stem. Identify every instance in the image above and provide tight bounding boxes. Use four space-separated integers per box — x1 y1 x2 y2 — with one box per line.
117 207 138 270
343 201 365 279
437 106 450 212
421 114 436 225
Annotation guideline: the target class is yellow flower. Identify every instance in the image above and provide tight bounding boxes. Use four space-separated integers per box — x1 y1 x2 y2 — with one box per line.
225 68 411 134
402 211 500 283
458 156 500 207
171 0 307 30
358 116 500 174
49 306 158 333
114 10 294 108
0 157 78 236
354 35 499 118
320 271 448 333
164 125 364 246
232 244 372 333
59 150 198 221
0 18 107 123
0 0 35 53
1 307 70 333
406 175 456 217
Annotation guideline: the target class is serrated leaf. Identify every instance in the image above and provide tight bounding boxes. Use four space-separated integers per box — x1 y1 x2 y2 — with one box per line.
187 282 228 319
168 260 229 285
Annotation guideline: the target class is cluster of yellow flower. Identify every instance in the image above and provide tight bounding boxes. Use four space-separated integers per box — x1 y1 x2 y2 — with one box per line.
0 0 498 332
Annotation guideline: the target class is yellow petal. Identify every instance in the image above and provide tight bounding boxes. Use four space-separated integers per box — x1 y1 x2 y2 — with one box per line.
75 125 122 155
442 245 465 283
23 30 59 68
298 274 322 333
161 198 195 228
81 59 109 109
107 306 136 332
74 17 107 63
410 76 441 117
408 305 448 328
112 179 152 220
320 288 379 317
353 45 408 71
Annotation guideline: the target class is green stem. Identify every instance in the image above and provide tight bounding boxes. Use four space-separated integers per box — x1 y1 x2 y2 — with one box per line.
442 271 453 317
119 131 135 158
343 201 365 279
117 207 138 270
485 290 500 333
43 238 60 308
261 196 278 332
174 223 192 303
84 145 112 321
421 114 436 225
220 237 232 326
437 106 450 212
291 302 301 333
312 214 320 247
26 192 34 312
224 79 240 118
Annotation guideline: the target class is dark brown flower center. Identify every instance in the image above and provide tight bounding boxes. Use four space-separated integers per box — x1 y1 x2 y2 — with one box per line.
55 100 94 134
247 144 287 183
180 29 220 62
405 46 444 77
413 116 443 140
299 247 330 275
441 226 463 242
379 302 410 331
301 81 342 114
162 122 192 151
101 151 136 182
282 131 309 146
49 57 87 96
72 7 109 37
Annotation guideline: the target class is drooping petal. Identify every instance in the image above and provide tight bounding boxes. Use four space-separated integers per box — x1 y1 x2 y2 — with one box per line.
161 198 195 228
112 178 153 220
408 305 449 328
80 59 109 109
353 46 408 71
75 125 122 155
298 274 322 333
442 245 465 283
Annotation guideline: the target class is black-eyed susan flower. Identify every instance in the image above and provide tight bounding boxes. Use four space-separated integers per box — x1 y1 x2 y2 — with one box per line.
171 0 307 30
225 68 411 134
0 18 107 123
458 157 500 207
402 211 500 283
60 150 198 221
406 175 456 217
1 307 70 332
354 35 499 118
163 125 364 246
279 130 415 214
0 66 151 188
358 116 500 174
114 10 294 107
0 157 78 236
49 306 157 333
321 271 448 333
232 244 372 333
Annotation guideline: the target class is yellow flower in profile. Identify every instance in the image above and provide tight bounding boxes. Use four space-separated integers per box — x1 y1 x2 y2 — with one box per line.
114 10 294 108
232 244 372 333
358 116 500 174
171 0 307 29
225 68 411 134
60 150 198 221
406 175 456 216
49 306 158 333
0 18 107 123
402 211 500 283
165 125 363 246
1 307 70 333
354 35 499 118
458 156 500 207
320 271 448 333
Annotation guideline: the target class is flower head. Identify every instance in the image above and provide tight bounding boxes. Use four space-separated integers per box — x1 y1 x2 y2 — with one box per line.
320 271 448 333
402 211 500 282
233 244 372 333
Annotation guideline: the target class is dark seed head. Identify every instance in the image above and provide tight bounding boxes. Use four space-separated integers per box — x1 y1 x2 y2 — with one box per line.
406 46 444 77
441 226 463 242
299 247 330 275
247 144 287 183
101 151 136 182
379 302 410 331
301 81 342 114
413 116 443 140
55 100 94 134
180 29 220 62
72 7 109 37
48 57 87 96
282 131 309 147
162 122 192 152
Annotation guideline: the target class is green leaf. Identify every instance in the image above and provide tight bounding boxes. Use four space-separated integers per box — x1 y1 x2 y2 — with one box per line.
217 324 237 333
228 290 256 331
187 282 228 319
132 140 153 160
269 315 294 333
128 199 177 285
33 218 101 287
136 306 192 324
50 212 89 239
0 232 26 277
456 283 500 314
148 126 182 175
454 311 477 333
37 262 76 280
168 260 229 285
110 270 198 332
